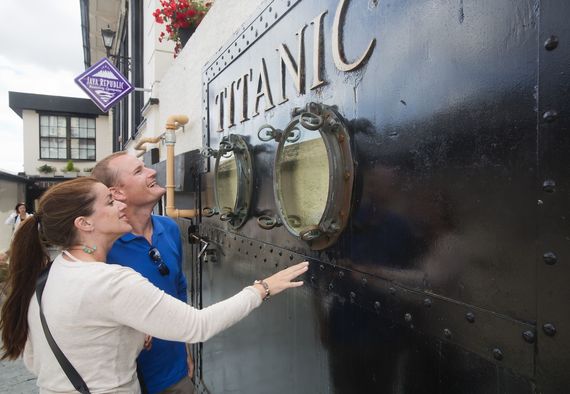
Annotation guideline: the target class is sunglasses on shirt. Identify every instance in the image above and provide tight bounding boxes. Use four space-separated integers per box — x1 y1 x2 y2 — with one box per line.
148 247 170 276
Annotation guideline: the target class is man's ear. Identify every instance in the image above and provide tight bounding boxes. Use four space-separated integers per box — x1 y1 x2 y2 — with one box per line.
110 186 126 202
73 216 93 232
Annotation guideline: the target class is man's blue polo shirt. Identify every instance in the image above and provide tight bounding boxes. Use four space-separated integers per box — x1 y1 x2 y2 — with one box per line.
107 215 188 394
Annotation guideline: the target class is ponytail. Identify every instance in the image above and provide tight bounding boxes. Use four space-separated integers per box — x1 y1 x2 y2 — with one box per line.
1 215 49 359
1 177 98 360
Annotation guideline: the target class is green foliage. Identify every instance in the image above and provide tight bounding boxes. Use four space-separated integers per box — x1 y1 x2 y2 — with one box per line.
37 164 56 174
62 160 80 172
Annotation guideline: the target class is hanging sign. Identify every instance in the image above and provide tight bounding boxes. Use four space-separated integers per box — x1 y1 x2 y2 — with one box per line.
74 57 133 112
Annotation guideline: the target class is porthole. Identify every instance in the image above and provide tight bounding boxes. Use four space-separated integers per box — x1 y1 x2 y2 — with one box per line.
261 102 354 249
213 134 253 229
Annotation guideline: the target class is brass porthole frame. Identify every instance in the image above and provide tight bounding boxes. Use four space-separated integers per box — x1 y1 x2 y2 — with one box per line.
213 134 254 229
272 102 354 250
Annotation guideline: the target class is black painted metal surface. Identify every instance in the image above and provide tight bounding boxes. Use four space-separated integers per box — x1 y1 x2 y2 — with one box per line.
180 0 570 392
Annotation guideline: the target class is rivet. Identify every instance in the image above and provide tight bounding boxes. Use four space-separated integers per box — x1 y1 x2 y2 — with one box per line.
404 313 412 322
361 278 367 287
544 35 559 51
465 312 475 323
443 328 452 338
319 264 325 270
389 287 396 295
374 301 381 311
338 271 344 279
423 298 432 307
328 282 334 290
543 252 558 265
522 330 535 343
543 110 559 123
493 348 504 361
349 291 356 302
543 323 557 336
542 179 556 193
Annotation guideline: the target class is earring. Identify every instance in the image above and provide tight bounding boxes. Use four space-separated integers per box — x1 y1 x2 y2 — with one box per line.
82 245 97 254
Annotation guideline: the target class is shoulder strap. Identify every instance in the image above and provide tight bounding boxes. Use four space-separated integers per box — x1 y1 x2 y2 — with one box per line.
36 265 91 394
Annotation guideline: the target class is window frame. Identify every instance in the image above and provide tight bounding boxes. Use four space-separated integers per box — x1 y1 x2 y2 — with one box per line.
38 112 97 161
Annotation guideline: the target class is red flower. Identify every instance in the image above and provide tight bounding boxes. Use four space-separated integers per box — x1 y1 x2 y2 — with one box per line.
153 0 212 56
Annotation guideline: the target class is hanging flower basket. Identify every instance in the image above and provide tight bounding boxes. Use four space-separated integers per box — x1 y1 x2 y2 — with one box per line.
153 0 213 57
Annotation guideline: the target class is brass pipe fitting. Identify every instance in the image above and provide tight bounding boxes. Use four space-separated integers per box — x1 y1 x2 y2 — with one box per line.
134 137 162 158
163 115 196 219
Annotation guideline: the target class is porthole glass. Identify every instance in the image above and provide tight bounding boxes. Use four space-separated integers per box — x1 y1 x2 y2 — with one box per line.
213 134 253 228
276 125 329 232
271 102 354 249
216 151 238 214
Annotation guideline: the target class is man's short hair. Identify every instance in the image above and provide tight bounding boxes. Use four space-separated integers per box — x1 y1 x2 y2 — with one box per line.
91 151 128 187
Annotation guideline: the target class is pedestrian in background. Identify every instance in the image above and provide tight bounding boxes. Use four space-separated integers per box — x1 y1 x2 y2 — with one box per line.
5 202 33 235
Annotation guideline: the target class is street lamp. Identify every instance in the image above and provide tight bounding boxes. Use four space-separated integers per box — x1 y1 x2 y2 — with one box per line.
101 26 116 57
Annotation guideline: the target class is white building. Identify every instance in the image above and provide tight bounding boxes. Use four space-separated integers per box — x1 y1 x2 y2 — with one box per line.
81 0 263 161
8 92 111 178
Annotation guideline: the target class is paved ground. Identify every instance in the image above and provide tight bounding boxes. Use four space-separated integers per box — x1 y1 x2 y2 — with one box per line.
0 357 37 393
0 281 38 393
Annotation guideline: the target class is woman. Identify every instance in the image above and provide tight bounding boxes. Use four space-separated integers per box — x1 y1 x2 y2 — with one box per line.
0 177 308 393
4 202 32 234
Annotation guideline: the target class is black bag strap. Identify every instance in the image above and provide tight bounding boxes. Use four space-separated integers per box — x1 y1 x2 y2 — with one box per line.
36 265 91 394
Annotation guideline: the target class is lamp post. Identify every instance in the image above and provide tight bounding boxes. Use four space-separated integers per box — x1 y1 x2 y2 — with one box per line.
101 26 116 58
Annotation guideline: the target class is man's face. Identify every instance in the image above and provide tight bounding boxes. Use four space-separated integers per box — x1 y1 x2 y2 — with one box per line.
110 154 166 207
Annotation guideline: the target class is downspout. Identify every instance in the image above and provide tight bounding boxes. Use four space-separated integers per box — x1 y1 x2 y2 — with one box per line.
164 115 198 219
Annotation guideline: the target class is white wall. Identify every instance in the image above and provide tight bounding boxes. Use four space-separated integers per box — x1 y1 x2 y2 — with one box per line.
0 180 25 251
22 109 112 176
127 0 265 157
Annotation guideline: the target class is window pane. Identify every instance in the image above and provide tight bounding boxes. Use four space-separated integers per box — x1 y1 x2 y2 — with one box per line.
71 149 79 159
50 116 57 126
87 150 95 160
88 140 95 149
40 126 48 137
49 148 57 157
71 127 79 137
70 139 79 149
80 150 87 159
80 118 87 128
87 128 95 138
49 126 57 137
58 138 66 147
80 128 87 138
40 116 48 126
58 117 66 127
58 149 67 159
88 118 95 128
70 117 78 127
41 148 49 158
58 127 66 137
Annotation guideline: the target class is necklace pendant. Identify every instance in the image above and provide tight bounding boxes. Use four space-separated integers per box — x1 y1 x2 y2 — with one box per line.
82 245 97 254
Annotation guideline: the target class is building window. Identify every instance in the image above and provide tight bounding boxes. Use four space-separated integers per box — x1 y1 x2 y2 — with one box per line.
39 114 96 160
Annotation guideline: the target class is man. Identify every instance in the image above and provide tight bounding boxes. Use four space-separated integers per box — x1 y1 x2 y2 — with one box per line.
92 152 194 394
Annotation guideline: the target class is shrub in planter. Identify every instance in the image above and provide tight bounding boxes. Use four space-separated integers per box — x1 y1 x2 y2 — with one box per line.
37 164 56 174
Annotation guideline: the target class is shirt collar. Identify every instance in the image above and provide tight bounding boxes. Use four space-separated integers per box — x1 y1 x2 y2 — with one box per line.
116 214 165 244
